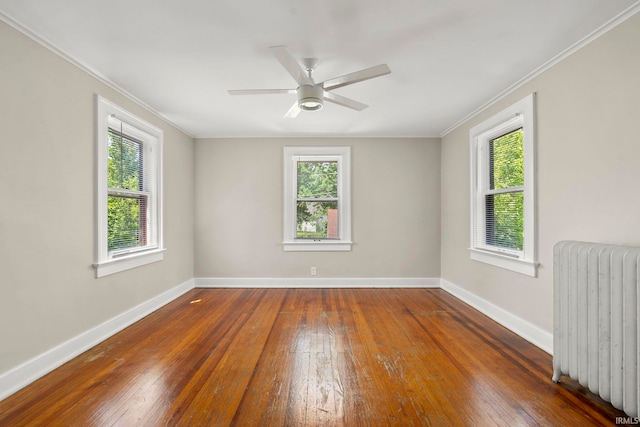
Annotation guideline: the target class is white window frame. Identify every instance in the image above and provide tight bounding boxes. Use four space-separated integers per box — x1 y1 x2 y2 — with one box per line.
283 146 352 251
94 95 164 277
469 93 537 277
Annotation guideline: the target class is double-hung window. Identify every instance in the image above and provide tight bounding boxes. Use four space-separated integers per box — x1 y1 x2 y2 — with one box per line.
94 96 164 277
469 93 537 276
283 146 351 251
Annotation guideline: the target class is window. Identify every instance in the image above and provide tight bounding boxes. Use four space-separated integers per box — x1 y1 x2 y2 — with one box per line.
94 96 164 277
283 146 351 251
469 93 537 276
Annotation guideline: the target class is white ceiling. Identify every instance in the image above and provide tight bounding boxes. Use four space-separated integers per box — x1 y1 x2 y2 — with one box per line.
1 0 638 138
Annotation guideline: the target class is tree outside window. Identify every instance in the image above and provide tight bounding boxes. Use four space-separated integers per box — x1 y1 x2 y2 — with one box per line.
107 129 147 251
296 161 339 239
485 128 524 251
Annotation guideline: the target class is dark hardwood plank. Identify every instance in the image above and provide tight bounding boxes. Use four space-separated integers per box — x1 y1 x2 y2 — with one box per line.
0 288 626 426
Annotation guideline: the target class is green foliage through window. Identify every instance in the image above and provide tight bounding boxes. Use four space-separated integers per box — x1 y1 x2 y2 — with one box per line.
487 129 524 250
296 161 339 239
107 129 146 251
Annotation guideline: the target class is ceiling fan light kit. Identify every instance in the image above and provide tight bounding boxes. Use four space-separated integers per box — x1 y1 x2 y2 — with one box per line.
228 46 390 118
298 85 323 111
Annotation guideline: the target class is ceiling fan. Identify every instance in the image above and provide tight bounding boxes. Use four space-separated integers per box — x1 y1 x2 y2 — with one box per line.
228 46 391 118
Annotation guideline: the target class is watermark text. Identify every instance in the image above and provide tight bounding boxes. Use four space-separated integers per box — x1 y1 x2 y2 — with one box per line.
616 417 640 425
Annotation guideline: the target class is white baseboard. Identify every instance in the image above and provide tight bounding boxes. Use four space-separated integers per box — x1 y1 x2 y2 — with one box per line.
195 277 441 288
440 278 553 354
0 278 195 402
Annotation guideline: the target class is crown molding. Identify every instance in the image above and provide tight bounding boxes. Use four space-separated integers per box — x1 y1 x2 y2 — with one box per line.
440 2 640 138
0 11 194 139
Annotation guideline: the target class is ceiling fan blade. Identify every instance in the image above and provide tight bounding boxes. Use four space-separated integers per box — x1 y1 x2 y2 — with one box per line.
284 102 301 118
269 45 314 86
323 91 368 111
322 64 391 91
228 89 296 95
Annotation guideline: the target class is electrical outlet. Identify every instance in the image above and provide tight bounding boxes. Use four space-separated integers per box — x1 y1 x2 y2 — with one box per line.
311 267 317 276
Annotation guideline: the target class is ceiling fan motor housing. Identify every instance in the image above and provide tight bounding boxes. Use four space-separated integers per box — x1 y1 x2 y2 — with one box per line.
298 85 323 111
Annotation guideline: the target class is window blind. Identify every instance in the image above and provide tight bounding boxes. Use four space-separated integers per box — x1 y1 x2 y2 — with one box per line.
107 121 154 254
478 128 524 252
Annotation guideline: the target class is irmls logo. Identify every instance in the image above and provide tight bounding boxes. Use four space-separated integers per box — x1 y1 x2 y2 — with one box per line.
616 417 640 425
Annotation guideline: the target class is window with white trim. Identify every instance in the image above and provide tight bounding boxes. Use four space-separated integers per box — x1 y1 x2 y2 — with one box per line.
94 96 164 277
283 146 351 251
469 93 537 276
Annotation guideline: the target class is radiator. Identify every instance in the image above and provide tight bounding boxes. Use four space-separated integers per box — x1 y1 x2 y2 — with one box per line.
553 241 639 417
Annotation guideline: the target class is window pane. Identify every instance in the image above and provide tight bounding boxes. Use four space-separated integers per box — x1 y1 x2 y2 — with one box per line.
296 201 338 239
490 128 523 190
485 192 523 250
108 129 142 191
297 161 338 198
108 194 147 251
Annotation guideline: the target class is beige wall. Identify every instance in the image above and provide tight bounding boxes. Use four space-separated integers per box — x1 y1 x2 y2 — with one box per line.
195 137 441 278
441 13 640 333
0 21 194 374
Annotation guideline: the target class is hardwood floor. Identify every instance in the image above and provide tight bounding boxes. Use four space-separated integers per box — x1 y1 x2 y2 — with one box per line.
0 288 625 426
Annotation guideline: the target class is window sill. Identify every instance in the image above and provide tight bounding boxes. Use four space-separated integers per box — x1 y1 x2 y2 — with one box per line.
94 248 165 278
469 248 537 277
283 241 352 252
